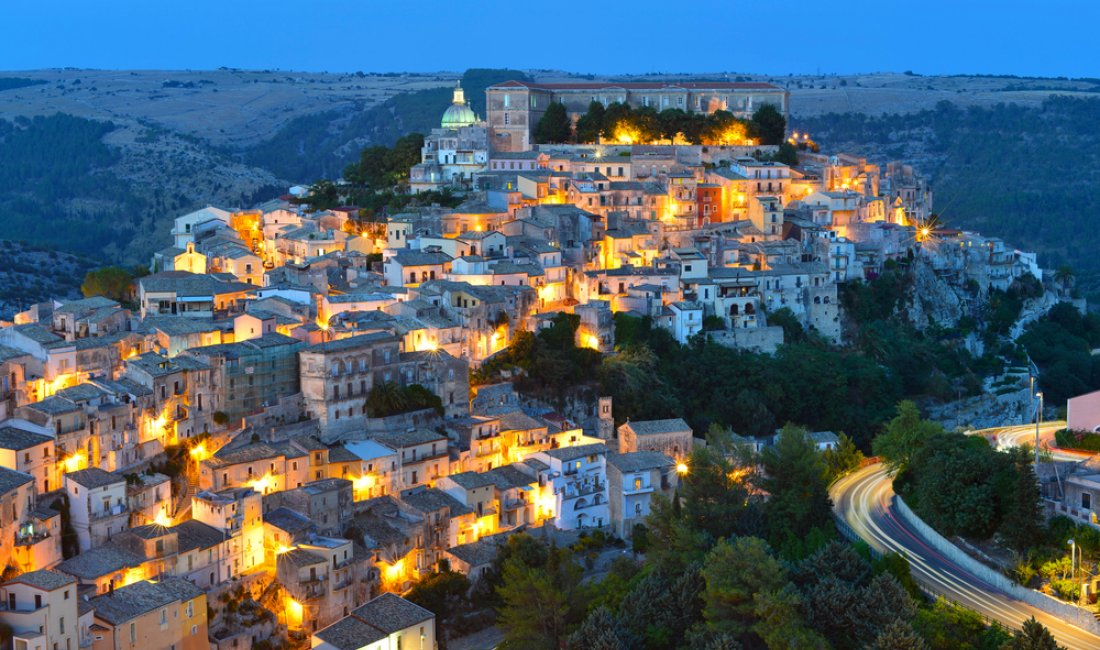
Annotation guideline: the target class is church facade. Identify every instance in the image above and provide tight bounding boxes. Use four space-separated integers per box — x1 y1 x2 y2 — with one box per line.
410 83 491 194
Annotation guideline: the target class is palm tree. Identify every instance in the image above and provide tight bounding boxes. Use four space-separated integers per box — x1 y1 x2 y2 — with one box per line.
1054 265 1075 295
365 381 407 418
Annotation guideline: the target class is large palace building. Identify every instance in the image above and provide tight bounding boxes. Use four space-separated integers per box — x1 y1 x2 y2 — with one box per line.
485 79 789 152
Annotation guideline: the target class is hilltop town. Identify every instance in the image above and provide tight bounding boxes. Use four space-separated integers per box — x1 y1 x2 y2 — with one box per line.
0 79 1070 649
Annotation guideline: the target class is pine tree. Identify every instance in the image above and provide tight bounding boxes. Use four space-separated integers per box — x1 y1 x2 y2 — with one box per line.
568 607 632 650
534 102 572 144
1002 617 1063 650
868 620 929 650
575 101 605 143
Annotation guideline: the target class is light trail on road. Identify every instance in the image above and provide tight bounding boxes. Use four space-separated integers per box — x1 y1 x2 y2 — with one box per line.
832 462 1100 650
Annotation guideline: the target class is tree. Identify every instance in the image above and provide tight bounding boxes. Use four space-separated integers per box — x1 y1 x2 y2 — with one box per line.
750 104 787 145
364 381 407 417
998 447 1044 553
822 433 864 480
496 558 569 650
1002 617 1063 650
568 607 632 650
404 571 471 650
868 620 929 650
81 266 134 303
575 101 606 143
617 566 702 649
534 102 572 144
496 544 585 650
752 585 829 649
873 401 945 472
681 446 751 541
307 179 340 210
759 424 833 551
701 537 788 639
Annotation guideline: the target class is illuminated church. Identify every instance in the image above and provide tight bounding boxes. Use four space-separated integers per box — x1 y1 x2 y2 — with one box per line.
410 82 490 193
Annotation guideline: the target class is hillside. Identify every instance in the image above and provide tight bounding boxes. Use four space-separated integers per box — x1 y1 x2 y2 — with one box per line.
1 67 1098 298
793 95 1100 301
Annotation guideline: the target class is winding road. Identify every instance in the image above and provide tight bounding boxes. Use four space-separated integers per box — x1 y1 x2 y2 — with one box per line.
832 456 1100 649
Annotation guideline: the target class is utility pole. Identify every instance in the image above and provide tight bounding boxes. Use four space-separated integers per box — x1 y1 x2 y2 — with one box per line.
1029 375 1035 425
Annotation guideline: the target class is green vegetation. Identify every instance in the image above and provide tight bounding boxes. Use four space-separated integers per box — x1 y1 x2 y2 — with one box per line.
534 102 572 144
1055 429 1100 451
245 68 529 182
0 78 47 92
81 266 139 304
342 133 424 189
876 402 1043 552
567 101 786 146
798 96 1100 302
404 570 472 650
364 382 443 417
1019 302 1100 405
0 114 149 258
472 313 602 402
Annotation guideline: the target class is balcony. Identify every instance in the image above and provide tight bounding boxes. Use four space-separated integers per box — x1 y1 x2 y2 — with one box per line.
623 483 654 496
93 503 128 519
503 498 527 511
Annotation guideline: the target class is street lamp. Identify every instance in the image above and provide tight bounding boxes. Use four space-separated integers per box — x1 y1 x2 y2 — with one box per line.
1035 391 1044 476
1069 538 1078 603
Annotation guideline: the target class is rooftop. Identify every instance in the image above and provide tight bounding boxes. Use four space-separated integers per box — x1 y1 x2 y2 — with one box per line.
5 569 76 591
313 616 386 650
607 451 675 473
350 592 434 634
89 578 203 625
621 418 692 436
65 467 124 490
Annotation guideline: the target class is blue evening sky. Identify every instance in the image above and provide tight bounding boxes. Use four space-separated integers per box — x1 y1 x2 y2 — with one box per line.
3 0 1097 78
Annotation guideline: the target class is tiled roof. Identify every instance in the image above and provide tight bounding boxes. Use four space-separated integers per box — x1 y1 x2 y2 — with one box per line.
489 79 783 91
0 425 52 451
607 451 674 473
173 519 226 553
89 578 203 625
442 471 493 490
278 548 326 568
264 507 315 536
313 615 386 650
5 569 76 591
57 544 143 579
621 418 692 436
543 443 607 462
65 468 124 490
350 592 434 634
399 487 473 517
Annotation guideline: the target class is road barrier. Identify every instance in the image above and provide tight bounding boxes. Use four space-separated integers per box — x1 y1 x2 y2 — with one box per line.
894 495 1100 635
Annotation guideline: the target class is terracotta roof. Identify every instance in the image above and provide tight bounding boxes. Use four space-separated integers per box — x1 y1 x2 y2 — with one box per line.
489 80 784 91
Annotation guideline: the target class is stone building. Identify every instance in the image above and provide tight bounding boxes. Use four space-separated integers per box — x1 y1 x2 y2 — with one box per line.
617 418 694 460
486 80 789 152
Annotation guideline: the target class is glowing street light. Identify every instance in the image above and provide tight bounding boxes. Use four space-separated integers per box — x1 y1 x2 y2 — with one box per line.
676 462 689 476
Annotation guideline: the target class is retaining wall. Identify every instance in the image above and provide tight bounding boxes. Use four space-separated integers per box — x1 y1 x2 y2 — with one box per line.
894 495 1100 635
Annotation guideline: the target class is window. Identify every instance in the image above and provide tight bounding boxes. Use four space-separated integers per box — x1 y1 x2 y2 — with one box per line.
1084 493 1092 510
130 624 136 643
35 595 42 609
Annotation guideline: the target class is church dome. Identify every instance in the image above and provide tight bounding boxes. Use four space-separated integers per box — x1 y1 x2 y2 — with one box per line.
441 82 479 129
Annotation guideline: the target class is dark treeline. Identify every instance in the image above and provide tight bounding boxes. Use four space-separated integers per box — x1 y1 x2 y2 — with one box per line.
0 113 148 257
